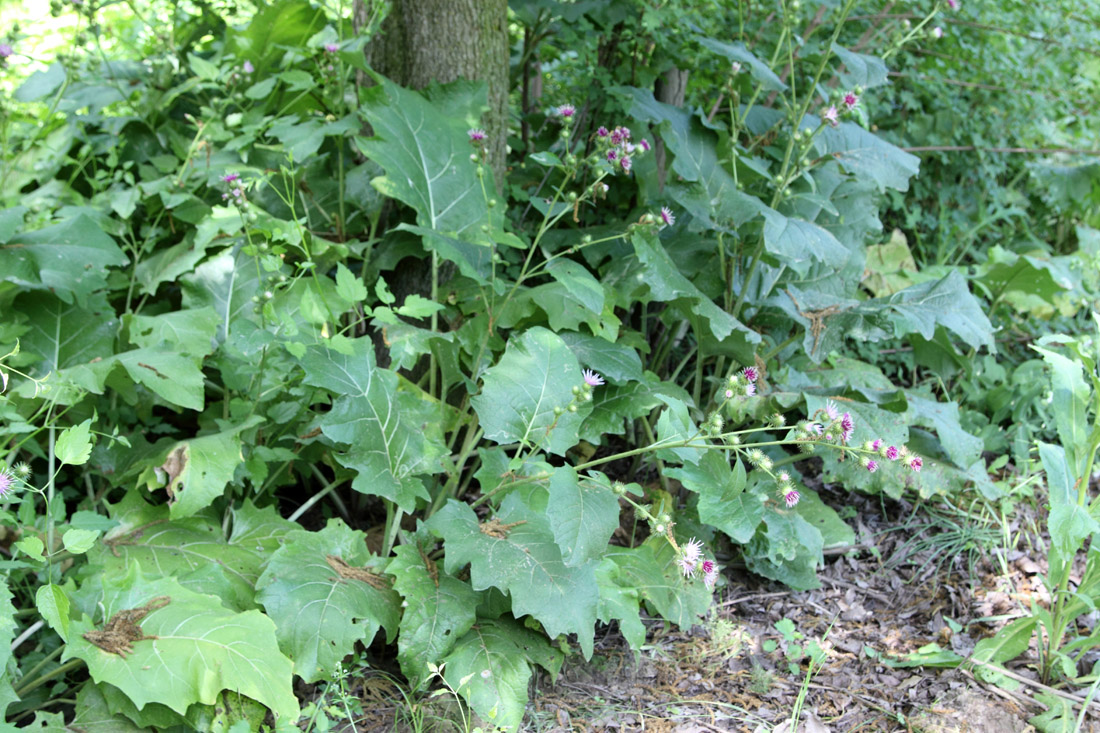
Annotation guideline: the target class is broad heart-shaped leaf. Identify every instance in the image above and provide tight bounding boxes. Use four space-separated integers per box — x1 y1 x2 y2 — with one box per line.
833 45 890 89
631 231 756 343
776 271 993 362
761 206 851 276
668 453 763 544
300 339 445 513
0 575 18 718
905 393 983 470
745 507 824 591
442 618 564 733
63 345 208 411
358 77 490 237
815 120 920 193
594 558 647 651
255 520 400 684
603 540 712 627
623 87 766 233
180 247 264 343
16 291 116 376
471 327 591 456
385 544 479 690
558 331 643 384
547 466 620 568
696 37 786 90
64 563 298 723
87 493 294 609
151 416 263 518
428 493 599 659
0 214 128 304
128 308 219 356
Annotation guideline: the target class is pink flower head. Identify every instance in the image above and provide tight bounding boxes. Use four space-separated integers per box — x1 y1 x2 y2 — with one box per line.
730 61 743 74
620 156 632 173
840 413 855 441
885 445 899 460
596 126 609 137
606 149 617 162
0 44 12 59
843 91 860 110
582 369 605 387
823 105 840 127
324 43 339 53
871 438 883 451
703 562 719 590
909 456 923 472
724 389 733 399
947 0 958 7
222 172 240 184
468 128 487 142
609 126 630 145
660 206 675 226
743 366 758 383
866 460 878 473
784 490 800 508
0 468 14 497
556 104 576 119
680 538 704 577
931 26 944 39
242 60 254 74
639 139 651 152
825 401 840 420
745 382 756 397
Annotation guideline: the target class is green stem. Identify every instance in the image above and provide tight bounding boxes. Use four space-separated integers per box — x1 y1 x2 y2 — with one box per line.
15 656 81 698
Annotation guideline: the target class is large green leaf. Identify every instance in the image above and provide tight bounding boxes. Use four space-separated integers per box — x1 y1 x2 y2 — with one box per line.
668 453 763 544
64 346 208 411
226 0 326 75
180 247 264 343
301 339 446 513
697 37 786 90
761 207 851 275
256 520 400 683
88 494 294 607
594 558 647 651
64 563 298 723
359 77 490 237
471 327 591 456
815 120 921 192
1040 442 1097 565
429 492 599 659
579 373 690 445
386 544 479 690
604 540 713 627
128 308 219 356
0 215 128 303
1034 347 1092 475
442 618 563 733
906 393 983 469
150 416 263 518
744 507 824 591
16 291 116 376
546 466 620 568
0 576 18 718
558 331 643 383
631 230 757 343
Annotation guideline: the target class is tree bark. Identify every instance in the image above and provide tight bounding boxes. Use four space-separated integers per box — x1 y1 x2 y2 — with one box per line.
654 68 689 192
359 0 509 188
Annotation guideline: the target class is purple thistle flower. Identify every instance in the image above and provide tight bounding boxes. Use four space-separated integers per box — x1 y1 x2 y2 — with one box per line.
743 366 758 383
745 382 756 397
680 537 703 577
885 446 899 460
724 389 733 399
596 126 609 137
947 0 959 8
867 460 878 473
842 91 860 110
0 44 12 59
468 128 487 142
871 438 883 451
0 468 14 497
582 369 605 387
606 149 617 162
823 105 840 127
931 26 944 39
620 156 632 173
784 490 800 508
639 139 651 152
556 104 576 118
660 206 675 226
840 412 854 441
825 401 840 420
324 43 339 53
909 456 923 472
703 561 719 590
242 60 254 74
222 172 240 184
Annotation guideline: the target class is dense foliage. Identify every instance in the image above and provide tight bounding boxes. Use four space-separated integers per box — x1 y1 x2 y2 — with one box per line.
1 0 1098 730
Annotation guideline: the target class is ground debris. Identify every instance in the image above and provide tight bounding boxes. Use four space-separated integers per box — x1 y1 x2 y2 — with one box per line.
83 596 171 658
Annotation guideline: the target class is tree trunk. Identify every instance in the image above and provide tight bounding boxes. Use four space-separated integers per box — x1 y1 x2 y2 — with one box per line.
358 0 509 188
654 68 689 191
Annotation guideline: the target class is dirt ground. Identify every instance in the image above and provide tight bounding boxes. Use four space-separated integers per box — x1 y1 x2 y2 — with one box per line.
348 481 1100 732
